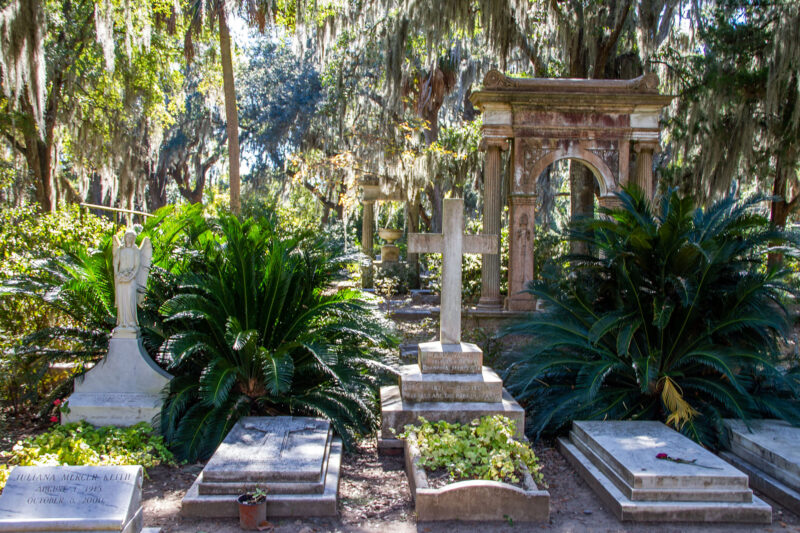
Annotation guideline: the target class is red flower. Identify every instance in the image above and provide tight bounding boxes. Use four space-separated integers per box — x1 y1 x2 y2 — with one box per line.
49 416 58 423
53 399 61 406
656 453 669 459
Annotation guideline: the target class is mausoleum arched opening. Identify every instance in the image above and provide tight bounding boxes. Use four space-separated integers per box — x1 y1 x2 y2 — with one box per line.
531 158 609 230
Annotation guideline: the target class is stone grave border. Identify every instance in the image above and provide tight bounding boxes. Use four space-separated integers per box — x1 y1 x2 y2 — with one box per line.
404 434 549 522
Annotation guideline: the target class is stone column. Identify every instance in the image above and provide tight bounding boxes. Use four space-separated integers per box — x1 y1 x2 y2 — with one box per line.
633 141 659 200
478 138 508 309
361 201 374 288
406 192 420 289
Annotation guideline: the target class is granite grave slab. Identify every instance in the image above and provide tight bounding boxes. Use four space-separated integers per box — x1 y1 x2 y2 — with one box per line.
182 416 341 518
558 420 771 523
721 419 800 514
0 465 144 532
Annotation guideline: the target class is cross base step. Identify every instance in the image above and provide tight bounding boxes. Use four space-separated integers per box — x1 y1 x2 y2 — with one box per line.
379 386 525 439
399 364 503 403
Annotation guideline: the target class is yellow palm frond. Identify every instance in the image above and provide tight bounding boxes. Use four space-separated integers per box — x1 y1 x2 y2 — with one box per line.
661 376 699 429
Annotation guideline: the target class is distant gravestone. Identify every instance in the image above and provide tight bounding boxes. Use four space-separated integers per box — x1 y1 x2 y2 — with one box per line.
182 416 341 518
559 420 772 523
0 465 144 532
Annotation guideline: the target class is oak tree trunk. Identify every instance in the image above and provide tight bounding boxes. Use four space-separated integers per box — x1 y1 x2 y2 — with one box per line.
219 11 241 214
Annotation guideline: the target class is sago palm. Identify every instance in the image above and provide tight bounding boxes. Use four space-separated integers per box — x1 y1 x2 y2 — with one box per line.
159 214 396 462
503 187 800 449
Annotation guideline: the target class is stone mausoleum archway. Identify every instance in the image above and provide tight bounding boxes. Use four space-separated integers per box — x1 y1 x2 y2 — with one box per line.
471 70 673 311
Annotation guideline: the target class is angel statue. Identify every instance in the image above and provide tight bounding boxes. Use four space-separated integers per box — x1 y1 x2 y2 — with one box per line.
112 229 152 332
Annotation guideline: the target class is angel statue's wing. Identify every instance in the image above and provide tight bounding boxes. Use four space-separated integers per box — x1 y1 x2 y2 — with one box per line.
136 237 153 305
112 235 122 275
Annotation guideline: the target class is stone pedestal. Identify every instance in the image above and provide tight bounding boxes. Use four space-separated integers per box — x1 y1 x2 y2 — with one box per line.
558 421 771 523
380 341 525 447
182 416 341 518
380 244 400 262
63 331 172 428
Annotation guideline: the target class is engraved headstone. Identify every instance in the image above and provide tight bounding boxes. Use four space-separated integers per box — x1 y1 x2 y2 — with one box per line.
559 421 772 523
182 416 342 518
0 465 143 532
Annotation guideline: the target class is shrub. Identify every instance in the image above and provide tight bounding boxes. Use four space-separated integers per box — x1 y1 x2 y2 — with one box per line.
0 422 175 491
0 204 207 413
400 416 544 486
0 205 112 371
503 187 800 449
159 214 397 462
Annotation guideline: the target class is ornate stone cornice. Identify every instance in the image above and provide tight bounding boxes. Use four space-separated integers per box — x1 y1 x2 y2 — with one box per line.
481 69 661 94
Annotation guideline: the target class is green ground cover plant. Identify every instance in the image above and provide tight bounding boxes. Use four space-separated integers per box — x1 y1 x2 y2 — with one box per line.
400 415 544 486
0 422 175 492
503 187 800 449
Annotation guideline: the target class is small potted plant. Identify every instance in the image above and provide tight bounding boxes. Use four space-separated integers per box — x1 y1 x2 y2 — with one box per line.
237 487 267 530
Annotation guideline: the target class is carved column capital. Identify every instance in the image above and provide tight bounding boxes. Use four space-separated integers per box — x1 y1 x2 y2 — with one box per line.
480 138 510 152
633 140 661 154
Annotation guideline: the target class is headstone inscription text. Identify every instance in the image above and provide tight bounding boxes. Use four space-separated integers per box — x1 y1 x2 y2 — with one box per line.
0 465 143 532
202 416 331 483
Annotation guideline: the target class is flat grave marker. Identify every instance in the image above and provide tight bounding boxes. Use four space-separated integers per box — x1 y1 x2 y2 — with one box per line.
0 465 143 532
559 420 772 523
182 416 341 518
721 419 800 514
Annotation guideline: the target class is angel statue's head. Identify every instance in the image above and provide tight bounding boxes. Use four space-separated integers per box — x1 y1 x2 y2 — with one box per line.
124 230 136 247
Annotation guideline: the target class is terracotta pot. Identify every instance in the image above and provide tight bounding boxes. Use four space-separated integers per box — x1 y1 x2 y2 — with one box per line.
237 493 267 530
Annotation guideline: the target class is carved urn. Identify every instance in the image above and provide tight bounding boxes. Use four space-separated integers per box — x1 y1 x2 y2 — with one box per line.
378 228 403 262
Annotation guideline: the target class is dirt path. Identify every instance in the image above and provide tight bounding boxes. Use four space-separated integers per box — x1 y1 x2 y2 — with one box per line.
143 440 800 533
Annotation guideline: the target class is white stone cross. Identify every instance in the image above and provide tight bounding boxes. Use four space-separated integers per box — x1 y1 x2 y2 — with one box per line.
409 198 498 345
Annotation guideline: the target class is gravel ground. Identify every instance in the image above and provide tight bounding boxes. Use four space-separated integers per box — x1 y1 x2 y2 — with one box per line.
142 439 800 533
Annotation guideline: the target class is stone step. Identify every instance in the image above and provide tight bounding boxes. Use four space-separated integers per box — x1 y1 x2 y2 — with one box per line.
724 419 800 490
571 421 749 492
182 438 341 518
558 437 772 523
569 430 752 503
379 385 525 439
398 365 503 403
418 341 482 374
729 439 800 492
390 308 438 321
721 450 800 515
